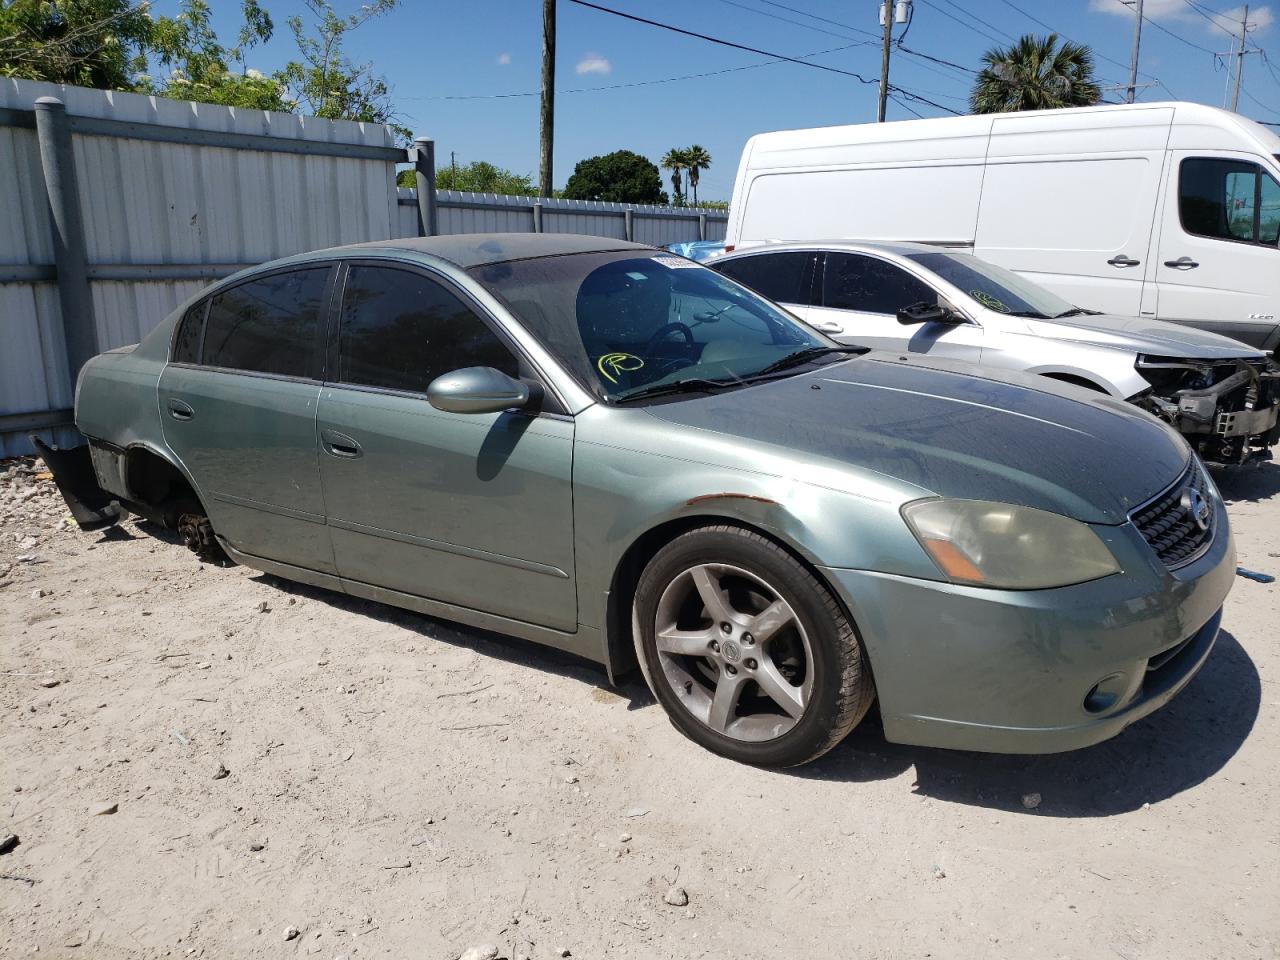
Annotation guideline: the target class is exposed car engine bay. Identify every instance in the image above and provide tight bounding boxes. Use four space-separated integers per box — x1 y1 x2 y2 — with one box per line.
1135 355 1280 465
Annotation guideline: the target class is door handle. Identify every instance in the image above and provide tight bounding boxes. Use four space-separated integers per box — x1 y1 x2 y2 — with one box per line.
320 428 362 459
810 319 845 335
166 398 194 421
1163 256 1200 269
1107 255 1141 268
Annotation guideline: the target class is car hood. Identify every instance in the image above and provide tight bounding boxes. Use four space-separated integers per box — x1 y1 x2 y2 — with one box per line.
644 353 1189 524
1024 313 1264 359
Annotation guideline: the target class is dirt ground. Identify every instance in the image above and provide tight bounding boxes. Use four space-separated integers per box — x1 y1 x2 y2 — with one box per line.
1 456 1278 960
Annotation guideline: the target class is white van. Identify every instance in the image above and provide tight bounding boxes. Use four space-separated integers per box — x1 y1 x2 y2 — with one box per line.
724 103 1280 351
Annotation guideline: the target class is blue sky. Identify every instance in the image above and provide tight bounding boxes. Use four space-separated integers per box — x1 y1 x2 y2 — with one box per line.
171 0 1280 200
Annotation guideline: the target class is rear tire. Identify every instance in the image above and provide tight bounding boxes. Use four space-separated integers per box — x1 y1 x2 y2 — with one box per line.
634 525 874 767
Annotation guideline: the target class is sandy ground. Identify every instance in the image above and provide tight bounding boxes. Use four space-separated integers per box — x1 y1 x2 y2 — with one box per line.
1 456 1278 960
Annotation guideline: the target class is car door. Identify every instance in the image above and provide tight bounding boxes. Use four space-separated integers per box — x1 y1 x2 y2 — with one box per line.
316 262 577 632
1149 153 1280 348
158 265 336 572
713 250 819 324
810 252 984 361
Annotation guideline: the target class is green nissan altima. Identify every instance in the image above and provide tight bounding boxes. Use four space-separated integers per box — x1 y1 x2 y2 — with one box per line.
40 234 1235 767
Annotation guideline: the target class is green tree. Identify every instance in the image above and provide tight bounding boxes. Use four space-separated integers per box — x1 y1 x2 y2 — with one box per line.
970 34 1101 114
563 150 667 204
396 159 535 196
684 144 711 206
660 147 687 206
276 0 409 140
0 0 154 87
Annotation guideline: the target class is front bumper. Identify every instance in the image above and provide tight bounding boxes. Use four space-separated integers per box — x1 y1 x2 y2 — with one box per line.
820 497 1235 754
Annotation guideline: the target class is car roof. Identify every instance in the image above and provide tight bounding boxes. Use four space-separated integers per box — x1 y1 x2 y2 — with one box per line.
317 233 654 269
724 240 949 258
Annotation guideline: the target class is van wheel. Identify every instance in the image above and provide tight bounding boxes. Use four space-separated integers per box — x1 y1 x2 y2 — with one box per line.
174 502 230 566
634 525 875 767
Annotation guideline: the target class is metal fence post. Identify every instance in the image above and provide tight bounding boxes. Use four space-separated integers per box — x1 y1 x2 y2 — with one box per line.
413 137 438 237
33 97 97 383
532 202 543 233
698 213 707 241
624 209 634 242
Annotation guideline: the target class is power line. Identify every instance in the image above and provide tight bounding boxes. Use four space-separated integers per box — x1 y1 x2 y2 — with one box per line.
992 0 1151 80
753 0 882 40
915 0 1009 46
1107 0 1218 56
709 0 870 44
566 0 963 114
403 43 863 101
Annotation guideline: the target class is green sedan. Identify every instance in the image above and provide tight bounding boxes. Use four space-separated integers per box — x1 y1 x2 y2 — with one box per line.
39 234 1235 767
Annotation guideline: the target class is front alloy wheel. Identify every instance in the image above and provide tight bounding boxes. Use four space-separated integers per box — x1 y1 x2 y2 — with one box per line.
635 525 874 766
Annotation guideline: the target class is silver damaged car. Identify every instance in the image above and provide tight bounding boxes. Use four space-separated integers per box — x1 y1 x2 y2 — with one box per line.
39 235 1236 767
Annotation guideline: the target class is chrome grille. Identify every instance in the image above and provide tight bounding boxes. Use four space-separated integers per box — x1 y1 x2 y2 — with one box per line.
1131 462 1215 569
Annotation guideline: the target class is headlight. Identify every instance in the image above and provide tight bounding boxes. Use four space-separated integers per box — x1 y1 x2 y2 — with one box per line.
902 499 1120 590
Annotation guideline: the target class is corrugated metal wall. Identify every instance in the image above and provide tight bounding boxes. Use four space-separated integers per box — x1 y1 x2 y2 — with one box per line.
0 78 402 457
394 188 728 245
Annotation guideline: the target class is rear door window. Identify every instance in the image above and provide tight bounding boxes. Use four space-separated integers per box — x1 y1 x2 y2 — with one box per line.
715 252 814 305
202 268 329 378
337 265 518 394
821 253 935 315
1179 158 1280 245
172 300 206 364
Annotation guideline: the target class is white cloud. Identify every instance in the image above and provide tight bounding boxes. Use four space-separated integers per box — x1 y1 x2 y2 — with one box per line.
1090 0 1271 37
575 54 611 75
496 52 511 66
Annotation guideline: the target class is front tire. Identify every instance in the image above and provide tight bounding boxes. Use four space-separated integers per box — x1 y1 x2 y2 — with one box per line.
634 525 874 767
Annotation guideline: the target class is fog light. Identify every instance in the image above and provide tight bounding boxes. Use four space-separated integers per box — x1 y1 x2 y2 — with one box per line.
1083 673 1129 715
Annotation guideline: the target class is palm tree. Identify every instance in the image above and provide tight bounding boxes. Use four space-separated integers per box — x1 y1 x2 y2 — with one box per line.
970 34 1101 114
661 148 687 205
684 145 711 206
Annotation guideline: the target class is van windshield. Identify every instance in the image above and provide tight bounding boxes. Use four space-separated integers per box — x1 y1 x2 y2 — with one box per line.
908 252 1081 319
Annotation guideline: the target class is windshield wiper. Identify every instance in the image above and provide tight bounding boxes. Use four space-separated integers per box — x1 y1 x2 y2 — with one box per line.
750 345 866 377
612 377 738 404
1003 310 1052 319
1053 307 1102 318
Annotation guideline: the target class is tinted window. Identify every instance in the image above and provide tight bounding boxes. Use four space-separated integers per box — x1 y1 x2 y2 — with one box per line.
172 300 205 364
339 266 517 393
1180 158 1280 245
715 252 813 305
202 268 328 377
907 251 1076 318
822 253 934 314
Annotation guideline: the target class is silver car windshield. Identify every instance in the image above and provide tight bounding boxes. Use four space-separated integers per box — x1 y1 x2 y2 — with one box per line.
470 251 839 402
907 251 1080 319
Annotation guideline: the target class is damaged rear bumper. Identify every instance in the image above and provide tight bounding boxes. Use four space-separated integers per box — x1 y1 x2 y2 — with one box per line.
29 436 127 531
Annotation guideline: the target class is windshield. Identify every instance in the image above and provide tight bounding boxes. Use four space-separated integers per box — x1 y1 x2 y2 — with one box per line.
907 252 1078 318
469 251 836 401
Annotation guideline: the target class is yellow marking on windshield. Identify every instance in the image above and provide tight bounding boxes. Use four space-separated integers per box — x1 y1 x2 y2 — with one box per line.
970 290 1008 312
597 352 644 384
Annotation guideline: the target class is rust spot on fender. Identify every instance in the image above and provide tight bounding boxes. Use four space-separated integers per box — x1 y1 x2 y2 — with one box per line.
685 492 777 507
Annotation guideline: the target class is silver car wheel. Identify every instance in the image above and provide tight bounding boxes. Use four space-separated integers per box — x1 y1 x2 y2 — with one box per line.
653 562 815 743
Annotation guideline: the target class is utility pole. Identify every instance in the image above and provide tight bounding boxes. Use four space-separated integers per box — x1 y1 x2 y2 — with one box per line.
539 0 556 198
1125 0 1144 104
876 0 893 122
1230 5 1252 112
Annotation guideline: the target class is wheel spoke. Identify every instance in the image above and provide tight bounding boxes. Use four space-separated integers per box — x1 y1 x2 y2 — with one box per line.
749 599 795 645
707 672 744 732
690 565 734 624
754 659 806 719
656 626 715 657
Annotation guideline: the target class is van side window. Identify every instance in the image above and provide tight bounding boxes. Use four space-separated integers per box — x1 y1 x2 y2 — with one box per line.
1179 158 1280 246
716 252 814 305
172 300 206 364
822 253 935 315
338 265 518 394
202 268 328 378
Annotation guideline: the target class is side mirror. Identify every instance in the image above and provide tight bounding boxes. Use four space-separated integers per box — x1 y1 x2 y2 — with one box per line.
897 301 960 326
427 366 531 414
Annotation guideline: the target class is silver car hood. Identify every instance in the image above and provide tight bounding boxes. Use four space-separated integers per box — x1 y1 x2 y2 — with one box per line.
644 353 1189 525
1025 313 1264 359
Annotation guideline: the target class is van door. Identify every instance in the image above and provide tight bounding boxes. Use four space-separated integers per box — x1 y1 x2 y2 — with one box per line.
316 263 577 632
977 108 1173 316
158 265 335 573
808 252 984 360
1149 153 1280 348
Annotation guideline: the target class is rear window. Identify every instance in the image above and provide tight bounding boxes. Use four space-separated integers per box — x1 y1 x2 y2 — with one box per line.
202 268 329 378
